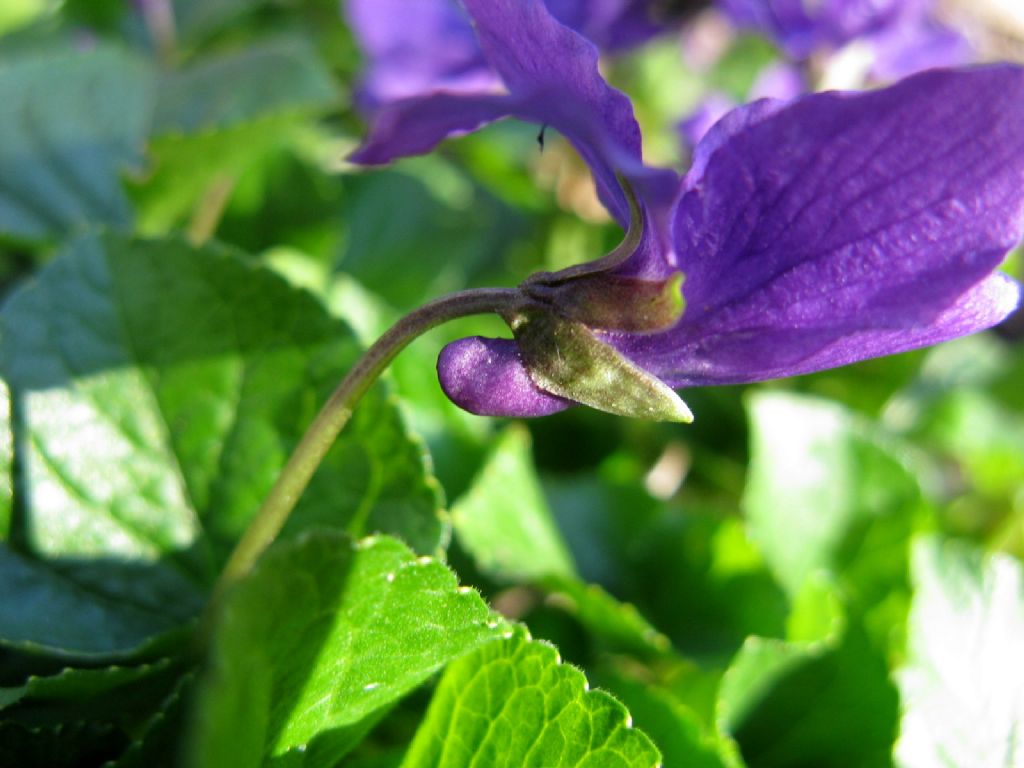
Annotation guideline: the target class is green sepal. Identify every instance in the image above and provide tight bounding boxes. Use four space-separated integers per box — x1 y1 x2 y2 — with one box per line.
507 307 693 422
524 271 685 333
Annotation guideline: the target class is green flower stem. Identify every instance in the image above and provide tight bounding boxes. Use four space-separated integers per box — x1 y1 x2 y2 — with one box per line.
203 287 521 632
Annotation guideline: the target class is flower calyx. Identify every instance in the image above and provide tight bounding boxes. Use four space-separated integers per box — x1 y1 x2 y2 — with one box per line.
502 177 691 422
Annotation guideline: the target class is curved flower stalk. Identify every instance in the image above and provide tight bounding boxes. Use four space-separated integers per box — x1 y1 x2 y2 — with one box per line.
716 0 972 82
349 0 1024 421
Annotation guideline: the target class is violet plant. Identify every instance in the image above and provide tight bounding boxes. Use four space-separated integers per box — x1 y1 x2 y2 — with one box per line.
0 1 1023 767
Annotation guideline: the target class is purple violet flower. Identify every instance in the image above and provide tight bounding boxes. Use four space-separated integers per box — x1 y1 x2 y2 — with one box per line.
350 1 1024 420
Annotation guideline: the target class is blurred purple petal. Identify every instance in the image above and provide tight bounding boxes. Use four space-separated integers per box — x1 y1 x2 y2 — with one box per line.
716 0 971 78
718 0 904 57
749 61 805 100
345 0 499 110
870 20 973 81
545 0 667 51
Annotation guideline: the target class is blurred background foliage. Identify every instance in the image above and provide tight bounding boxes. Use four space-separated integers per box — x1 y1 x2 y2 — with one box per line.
0 1 1022 766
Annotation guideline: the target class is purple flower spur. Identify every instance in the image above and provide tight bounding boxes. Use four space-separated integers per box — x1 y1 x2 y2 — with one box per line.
350 0 1024 421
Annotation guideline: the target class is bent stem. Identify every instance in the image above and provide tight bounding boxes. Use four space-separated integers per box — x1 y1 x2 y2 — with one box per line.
201 286 521 639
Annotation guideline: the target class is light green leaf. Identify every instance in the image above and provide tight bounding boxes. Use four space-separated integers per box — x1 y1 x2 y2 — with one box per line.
895 536 1024 768
189 532 508 768
401 628 661 768
0 46 153 240
0 234 443 656
743 392 920 600
0 0 46 35
452 425 576 584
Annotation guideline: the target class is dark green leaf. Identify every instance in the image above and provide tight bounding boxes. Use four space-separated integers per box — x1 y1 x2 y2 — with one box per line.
0 46 153 240
0 655 188 767
453 426 668 654
172 0 271 41
595 670 734 768
743 392 919 603
401 628 662 768
0 545 184 658
718 596 898 768
0 657 173 713
189 532 508 768
1 376 11 539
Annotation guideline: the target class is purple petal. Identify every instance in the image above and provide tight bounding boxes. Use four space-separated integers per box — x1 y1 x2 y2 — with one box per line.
348 91 512 165
619 66 1024 386
461 0 651 224
437 336 573 417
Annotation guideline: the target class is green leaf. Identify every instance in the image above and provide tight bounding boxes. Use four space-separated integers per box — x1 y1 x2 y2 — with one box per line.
544 579 670 657
172 0 270 41
0 655 188 766
401 628 662 768
108 670 196 768
452 425 575 584
0 657 174 713
0 376 11 539
335 165 528 309
0 234 443 656
452 426 667 654
718 617 899 768
0 46 153 241
152 38 337 135
895 536 1024 768
743 392 920 601
0 544 184 658
189 532 508 768
136 37 338 232
594 671 734 768
0 0 46 35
